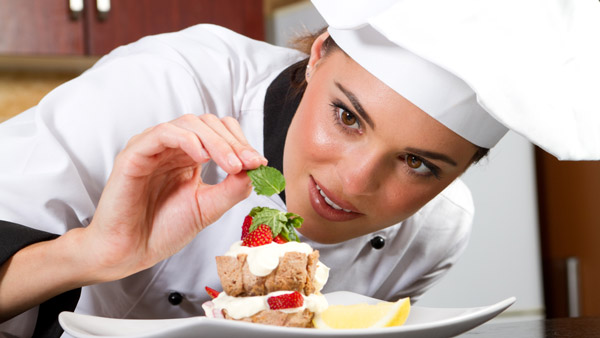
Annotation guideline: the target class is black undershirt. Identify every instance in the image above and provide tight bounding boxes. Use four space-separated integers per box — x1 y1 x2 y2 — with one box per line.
263 60 307 203
0 221 81 338
0 62 304 337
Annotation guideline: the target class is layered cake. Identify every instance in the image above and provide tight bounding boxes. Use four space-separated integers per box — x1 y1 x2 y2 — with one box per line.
202 166 330 327
202 213 329 327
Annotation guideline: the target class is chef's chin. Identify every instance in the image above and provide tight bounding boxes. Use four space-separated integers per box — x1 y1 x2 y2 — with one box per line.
296 219 353 245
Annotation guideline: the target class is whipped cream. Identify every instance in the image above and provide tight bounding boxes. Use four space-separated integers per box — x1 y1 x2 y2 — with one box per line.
225 241 327 280
211 291 329 320
313 262 330 292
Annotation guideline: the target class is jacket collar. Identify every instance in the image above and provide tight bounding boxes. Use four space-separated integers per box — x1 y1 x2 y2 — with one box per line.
263 61 306 203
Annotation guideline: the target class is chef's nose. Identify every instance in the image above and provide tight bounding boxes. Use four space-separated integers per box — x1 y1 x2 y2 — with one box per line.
336 147 386 195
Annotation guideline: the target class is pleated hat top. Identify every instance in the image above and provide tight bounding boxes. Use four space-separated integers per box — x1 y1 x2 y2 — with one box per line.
312 0 600 160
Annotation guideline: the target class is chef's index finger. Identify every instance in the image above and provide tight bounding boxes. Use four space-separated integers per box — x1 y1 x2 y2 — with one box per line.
198 114 267 169
220 116 251 145
117 122 208 177
172 114 261 174
220 116 268 165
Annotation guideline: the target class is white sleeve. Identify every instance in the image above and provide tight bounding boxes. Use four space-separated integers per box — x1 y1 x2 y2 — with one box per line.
0 52 206 234
0 24 301 231
0 24 280 234
0 25 301 335
0 25 233 335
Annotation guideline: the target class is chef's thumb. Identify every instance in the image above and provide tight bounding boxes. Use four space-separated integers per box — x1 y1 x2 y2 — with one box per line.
196 171 252 226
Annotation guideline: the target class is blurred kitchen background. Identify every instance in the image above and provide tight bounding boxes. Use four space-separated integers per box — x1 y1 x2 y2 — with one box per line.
1 0 598 324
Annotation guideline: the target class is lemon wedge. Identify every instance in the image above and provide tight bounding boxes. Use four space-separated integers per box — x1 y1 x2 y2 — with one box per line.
313 297 410 329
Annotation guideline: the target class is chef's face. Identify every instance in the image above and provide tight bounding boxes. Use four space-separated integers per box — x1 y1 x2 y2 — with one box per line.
283 33 479 244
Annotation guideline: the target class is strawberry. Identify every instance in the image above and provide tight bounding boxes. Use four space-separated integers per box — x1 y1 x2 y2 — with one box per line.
273 234 287 244
205 286 220 299
267 291 304 310
242 224 273 247
241 215 253 240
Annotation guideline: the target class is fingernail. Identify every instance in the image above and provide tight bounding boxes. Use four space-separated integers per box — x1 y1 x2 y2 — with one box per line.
228 153 242 168
241 150 258 162
200 148 210 160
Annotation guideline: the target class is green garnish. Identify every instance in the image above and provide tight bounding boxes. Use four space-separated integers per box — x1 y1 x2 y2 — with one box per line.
246 165 303 242
249 206 303 242
247 165 285 196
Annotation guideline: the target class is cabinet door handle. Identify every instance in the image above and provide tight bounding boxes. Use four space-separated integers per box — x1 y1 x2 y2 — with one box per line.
69 0 84 20
566 256 581 317
97 0 111 21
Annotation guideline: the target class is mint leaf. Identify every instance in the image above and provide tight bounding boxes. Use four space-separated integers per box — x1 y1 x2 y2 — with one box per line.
249 206 303 242
247 165 285 196
246 166 302 242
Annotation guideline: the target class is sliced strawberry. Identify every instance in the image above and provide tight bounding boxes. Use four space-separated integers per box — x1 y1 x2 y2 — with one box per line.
241 215 253 240
205 286 220 299
273 234 287 244
242 224 273 247
267 291 304 310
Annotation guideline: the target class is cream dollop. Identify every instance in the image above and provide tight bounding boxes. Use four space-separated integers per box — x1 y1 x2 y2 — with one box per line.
313 262 330 292
225 241 314 276
211 291 329 320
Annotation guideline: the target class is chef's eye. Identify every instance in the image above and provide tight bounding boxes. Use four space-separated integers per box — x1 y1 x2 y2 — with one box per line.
331 102 360 131
404 154 440 178
340 109 358 127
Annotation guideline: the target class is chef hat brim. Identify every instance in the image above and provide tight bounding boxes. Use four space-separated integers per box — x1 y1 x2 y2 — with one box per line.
312 0 600 160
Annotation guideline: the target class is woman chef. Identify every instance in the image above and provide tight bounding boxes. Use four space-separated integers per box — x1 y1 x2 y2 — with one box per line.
1 0 599 336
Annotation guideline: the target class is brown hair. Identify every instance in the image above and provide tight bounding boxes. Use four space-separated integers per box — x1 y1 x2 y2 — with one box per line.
288 28 490 164
471 147 490 163
286 27 340 92
290 27 334 55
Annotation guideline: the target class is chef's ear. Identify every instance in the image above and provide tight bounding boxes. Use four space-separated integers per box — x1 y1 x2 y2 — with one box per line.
306 31 330 82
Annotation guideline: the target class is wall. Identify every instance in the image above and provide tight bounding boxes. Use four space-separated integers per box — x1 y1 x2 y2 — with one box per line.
265 0 326 47
0 71 74 122
266 1 545 321
0 56 96 122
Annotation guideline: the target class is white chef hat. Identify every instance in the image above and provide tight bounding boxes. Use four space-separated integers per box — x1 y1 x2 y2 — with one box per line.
311 0 600 160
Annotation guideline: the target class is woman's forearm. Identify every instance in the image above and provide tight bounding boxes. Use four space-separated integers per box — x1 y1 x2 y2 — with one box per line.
0 228 95 322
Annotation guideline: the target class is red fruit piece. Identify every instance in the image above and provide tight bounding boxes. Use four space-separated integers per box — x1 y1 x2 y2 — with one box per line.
242 224 273 247
267 291 304 310
241 215 253 240
273 234 287 244
205 286 220 299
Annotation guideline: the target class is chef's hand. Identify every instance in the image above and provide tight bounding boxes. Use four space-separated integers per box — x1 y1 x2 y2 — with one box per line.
81 114 267 282
1 114 267 321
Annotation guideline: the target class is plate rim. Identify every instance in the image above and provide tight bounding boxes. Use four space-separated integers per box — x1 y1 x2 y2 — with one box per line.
59 291 516 337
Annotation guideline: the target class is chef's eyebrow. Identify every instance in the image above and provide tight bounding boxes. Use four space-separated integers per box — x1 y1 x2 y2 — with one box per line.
335 82 375 130
405 147 458 166
334 82 456 166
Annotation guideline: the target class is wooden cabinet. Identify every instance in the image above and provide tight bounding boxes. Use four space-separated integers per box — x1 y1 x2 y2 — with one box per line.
0 0 264 56
536 148 600 317
0 1 86 55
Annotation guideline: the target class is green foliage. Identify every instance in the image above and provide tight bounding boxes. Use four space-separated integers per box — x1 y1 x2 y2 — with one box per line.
249 207 303 242
247 165 285 196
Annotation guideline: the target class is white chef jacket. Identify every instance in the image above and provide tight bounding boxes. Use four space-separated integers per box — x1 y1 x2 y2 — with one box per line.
0 24 473 337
